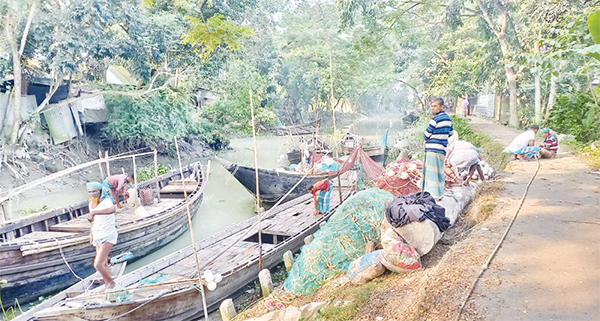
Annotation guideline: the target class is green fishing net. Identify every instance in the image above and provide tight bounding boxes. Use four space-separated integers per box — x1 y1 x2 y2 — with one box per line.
283 188 395 295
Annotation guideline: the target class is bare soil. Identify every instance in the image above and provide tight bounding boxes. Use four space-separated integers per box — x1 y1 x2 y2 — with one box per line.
234 117 600 321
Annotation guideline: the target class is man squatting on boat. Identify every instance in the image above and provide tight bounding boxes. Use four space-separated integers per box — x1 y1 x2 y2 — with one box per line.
87 182 118 289
101 173 134 209
307 179 333 215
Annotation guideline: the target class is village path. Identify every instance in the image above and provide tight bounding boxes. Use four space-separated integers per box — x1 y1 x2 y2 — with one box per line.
463 117 600 320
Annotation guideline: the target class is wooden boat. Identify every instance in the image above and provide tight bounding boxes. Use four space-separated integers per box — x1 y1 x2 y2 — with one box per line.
0 161 206 306
29 173 356 321
216 156 336 204
275 120 317 136
340 132 389 163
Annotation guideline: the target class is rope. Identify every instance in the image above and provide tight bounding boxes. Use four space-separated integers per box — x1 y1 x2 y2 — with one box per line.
56 238 85 282
105 290 171 320
454 159 541 321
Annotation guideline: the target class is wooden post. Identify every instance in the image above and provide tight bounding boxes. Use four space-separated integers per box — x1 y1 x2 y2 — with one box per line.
258 269 274 297
154 149 161 203
283 250 294 272
219 299 237 321
249 89 263 271
105 151 110 176
132 155 139 207
98 151 104 178
304 234 313 245
174 137 210 321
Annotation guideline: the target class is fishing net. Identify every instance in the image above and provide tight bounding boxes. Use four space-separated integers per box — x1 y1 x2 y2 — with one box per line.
375 159 422 196
283 188 395 295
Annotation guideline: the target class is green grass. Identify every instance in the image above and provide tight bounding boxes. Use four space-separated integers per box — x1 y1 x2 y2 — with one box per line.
135 164 171 182
316 282 378 321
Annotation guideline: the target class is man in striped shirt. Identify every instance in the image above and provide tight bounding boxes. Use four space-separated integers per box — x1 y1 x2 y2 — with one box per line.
539 128 558 158
422 97 454 200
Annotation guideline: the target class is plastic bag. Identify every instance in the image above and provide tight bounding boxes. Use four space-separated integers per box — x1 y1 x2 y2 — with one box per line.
347 250 386 285
380 228 421 273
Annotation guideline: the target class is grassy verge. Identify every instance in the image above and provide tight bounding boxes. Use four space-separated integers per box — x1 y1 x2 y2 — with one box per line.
564 140 600 170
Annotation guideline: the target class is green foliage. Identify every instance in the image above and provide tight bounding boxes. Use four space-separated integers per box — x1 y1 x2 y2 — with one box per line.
588 10 600 45
565 140 600 170
104 91 228 149
546 91 600 143
182 14 253 61
202 59 276 135
136 164 171 182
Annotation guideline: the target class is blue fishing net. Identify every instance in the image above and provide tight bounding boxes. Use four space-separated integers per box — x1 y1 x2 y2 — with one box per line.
283 188 395 295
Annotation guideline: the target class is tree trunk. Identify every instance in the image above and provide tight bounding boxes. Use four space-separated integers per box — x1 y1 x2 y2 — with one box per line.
5 14 22 145
546 73 558 118
534 42 541 123
475 0 519 127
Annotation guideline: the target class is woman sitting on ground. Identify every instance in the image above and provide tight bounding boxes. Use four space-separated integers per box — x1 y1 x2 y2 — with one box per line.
539 128 558 158
445 140 485 186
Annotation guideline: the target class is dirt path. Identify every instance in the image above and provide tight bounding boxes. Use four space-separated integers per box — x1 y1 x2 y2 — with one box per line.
463 117 600 320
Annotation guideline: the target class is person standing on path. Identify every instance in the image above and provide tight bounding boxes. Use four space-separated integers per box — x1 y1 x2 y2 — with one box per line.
462 94 470 117
422 97 453 201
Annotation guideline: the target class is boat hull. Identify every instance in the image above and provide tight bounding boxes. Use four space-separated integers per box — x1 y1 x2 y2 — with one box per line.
217 157 334 204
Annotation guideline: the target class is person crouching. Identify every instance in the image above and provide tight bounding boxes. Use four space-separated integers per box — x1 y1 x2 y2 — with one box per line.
87 182 117 290
307 179 332 215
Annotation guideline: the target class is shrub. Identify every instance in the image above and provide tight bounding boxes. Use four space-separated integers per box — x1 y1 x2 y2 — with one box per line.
104 91 228 150
546 91 600 143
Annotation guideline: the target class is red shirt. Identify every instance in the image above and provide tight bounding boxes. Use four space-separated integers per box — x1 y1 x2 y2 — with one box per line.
106 174 129 194
311 179 331 196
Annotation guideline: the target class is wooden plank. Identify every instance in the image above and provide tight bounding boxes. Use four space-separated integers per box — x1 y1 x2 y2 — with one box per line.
160 185 197 194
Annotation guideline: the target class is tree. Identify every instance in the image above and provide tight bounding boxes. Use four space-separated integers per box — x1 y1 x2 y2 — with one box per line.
0 0 36 145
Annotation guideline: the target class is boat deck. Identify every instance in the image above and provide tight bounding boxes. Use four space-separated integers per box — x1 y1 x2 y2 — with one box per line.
9 188 189 244
39 172 356 318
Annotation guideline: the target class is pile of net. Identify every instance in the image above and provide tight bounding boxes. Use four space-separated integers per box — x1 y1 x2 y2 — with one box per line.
283 188 395 295
374 159 422 196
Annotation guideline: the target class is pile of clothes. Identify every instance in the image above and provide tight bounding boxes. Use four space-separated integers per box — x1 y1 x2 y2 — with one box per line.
385 191 450 232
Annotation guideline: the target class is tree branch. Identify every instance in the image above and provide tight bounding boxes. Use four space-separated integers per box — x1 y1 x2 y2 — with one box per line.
473 0 499 35
19 1 36 55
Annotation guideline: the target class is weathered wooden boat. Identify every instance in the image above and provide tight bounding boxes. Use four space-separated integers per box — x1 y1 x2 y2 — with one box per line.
30 173 357 321
340 132 389 164
216 156 337 204
0 161 206 305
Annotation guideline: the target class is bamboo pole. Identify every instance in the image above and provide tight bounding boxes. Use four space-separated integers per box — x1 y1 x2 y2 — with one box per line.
132 156 139 207
154 150 161 203
105 151 110 176
330 51 343 203
249 89 263 271
98 151 104 178
173 137 209 321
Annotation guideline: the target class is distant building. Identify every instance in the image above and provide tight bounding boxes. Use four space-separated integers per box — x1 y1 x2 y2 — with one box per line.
106 65 137 85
